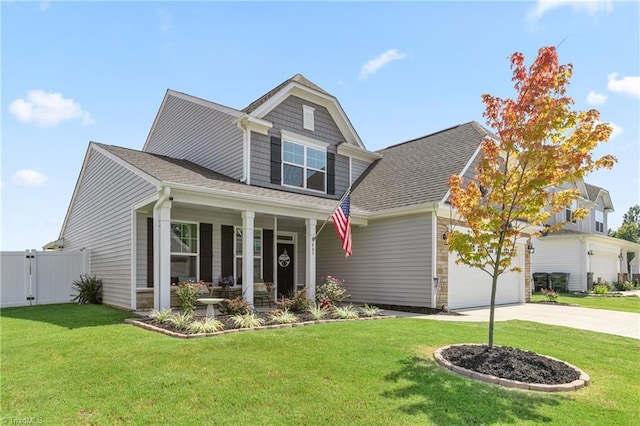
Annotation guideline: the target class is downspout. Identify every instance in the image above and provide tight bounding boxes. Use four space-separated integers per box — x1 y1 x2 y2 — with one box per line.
236 118 250 184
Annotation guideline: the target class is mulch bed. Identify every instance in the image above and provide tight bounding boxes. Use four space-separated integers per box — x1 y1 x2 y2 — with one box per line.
440 344 580 385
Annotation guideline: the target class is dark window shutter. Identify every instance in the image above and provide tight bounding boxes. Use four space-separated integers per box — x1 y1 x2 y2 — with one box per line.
327 152 335 195
199 223 213 282
270 136 282 184
221 225 234 278
263 229 273 282
146 218 154 288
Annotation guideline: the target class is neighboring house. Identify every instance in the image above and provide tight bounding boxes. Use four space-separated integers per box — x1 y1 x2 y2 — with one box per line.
532 181 640 290
47 74 532 311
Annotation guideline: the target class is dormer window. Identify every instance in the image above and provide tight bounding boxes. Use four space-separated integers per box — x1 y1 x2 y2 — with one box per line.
595 210 604 232
303 105 315 131
282 140 326 192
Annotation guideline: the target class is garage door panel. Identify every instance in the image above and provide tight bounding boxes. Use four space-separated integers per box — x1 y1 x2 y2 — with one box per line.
448 246 525 309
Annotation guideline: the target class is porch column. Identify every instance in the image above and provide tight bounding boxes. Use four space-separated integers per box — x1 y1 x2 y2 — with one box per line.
305 219 317 301
242 211 255 305
273 217 278 301
153 195 172 310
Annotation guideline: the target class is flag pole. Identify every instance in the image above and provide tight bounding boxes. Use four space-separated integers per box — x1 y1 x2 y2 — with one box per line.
313 186 351 240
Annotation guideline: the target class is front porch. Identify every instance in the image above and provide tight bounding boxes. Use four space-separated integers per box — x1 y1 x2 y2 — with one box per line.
132 186 350 311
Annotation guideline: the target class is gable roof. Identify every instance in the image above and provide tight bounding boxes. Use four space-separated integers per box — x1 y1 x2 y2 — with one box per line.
584 182 614 211
243 74 330 113
351 121 491 212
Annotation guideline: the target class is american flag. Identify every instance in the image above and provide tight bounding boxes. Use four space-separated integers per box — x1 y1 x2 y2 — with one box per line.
331 195 352 257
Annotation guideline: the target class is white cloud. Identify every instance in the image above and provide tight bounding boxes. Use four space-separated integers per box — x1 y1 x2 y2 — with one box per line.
157 9 173 34
12 169 48 187
529 0 612 21
586 91 607 105
359 49 407 81
8 90 93 127
608 122 623 140
607 73 640 98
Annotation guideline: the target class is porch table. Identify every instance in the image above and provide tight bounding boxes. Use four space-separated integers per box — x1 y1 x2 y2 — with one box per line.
197 298 224 319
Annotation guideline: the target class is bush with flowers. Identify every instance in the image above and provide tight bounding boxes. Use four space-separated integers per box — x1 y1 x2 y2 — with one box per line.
316 276 350 310
176 280 208 313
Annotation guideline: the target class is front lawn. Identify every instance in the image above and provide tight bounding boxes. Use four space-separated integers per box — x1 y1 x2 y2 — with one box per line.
1 304 637 425
531 291 640 313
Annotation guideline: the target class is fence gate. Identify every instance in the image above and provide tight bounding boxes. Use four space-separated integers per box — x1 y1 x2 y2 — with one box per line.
1 250 88 308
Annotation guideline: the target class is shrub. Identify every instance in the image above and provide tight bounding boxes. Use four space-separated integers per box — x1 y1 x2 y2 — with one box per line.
276 289 312 313
187 318 224 334
332 304 359 320
316 276 350 309
231 313 264 329
360 304 381 317
168 311 193 331
219 297 251 316
71 274 103 304
149 308 174 323
593 284 609 295
622 281 635 291
308 305 330 320
541 288 559 302
175 281 206 313
268 309 298 324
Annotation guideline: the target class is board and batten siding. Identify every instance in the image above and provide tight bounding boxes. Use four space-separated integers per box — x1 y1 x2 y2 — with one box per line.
532 237 585 291
63 148 156 309
316 213 433 307
144 94 244 179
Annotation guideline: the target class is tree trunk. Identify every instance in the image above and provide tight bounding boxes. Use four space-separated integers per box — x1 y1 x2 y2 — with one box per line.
488 249 502 348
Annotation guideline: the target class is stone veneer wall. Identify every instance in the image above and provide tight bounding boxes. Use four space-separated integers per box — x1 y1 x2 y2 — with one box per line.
436 217 531 309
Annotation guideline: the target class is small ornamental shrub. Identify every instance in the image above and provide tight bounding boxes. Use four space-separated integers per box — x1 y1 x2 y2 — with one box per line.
316 276 350 309
308 306 330 320
332 304 359 320
175 281 206 313
168 311 193 331
71 274 103 304
622 281 635 291
231 313 264 329
149 308 174 323
593 284 609 295
276 289 312 313
186 318 224 334
541 288 559 302
219 297 251 316
360 304 382 317
268 309 299 324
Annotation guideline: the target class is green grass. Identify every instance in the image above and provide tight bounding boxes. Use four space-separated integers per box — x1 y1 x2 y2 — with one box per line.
1 304 638 425
531 291 640 313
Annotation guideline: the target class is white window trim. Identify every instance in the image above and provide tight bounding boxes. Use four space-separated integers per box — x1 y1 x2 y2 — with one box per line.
233 227 263 281
595 210 604 232
170 221 199 281
281 134 327 194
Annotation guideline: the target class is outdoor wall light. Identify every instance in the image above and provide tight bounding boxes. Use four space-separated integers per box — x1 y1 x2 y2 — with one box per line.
433 277 440 288
526 242 535 254
587 250 594 256
618 252 624 261
442 232 449 245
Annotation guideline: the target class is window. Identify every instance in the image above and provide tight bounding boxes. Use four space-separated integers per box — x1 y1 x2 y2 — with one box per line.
595 210 604 233
282 140 326 192
303 105 315 131
234 228 263 283
565 201 577 223
170 222 198 280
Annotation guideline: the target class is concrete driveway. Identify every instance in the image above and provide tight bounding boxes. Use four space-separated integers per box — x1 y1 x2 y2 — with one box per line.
391 303 640 339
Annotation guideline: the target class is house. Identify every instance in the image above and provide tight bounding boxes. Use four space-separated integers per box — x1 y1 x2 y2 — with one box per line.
532 181 640 290
48 74 532 312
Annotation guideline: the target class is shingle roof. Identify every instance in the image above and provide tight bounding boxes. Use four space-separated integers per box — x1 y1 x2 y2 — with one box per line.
584 182 603 202
95 143 342 210
242 74 331 113
351 121 492 211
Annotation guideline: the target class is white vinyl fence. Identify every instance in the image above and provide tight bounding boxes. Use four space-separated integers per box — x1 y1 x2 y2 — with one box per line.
1 250 89 308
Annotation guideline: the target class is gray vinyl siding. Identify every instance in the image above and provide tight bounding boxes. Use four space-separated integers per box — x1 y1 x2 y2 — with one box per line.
145 94 244 179
249 95 349 198
532 237 585 291
316 213 433 307
63 149 156 309
136 213 148 288
351 158 372 184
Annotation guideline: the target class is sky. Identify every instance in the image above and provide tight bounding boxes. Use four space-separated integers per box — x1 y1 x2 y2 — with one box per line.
1 0 639 251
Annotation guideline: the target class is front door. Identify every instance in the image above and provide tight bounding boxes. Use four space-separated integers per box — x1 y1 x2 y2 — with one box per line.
277 243 295 297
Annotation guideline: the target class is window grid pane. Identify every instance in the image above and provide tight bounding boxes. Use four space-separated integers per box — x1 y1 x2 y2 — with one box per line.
283 164 304 187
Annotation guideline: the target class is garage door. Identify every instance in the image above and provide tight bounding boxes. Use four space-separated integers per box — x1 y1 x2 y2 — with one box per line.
448 245 525 309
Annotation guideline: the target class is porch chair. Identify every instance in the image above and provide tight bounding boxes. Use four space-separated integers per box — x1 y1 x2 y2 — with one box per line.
254 281 272 308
